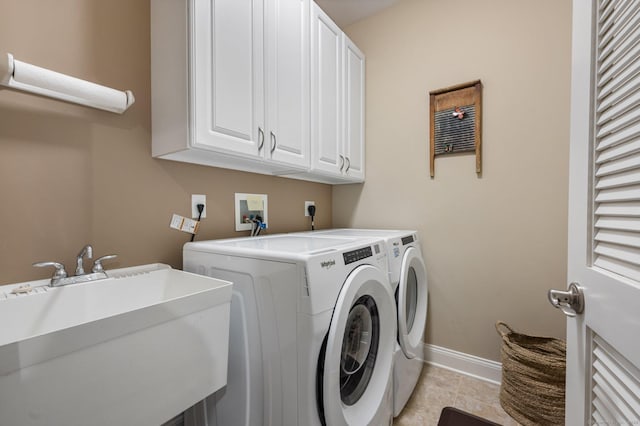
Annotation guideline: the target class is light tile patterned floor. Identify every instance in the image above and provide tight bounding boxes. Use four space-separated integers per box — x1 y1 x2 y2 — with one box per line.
395 364 520 426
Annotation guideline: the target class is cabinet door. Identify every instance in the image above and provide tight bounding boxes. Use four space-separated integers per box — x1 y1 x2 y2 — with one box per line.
193 0 265 157
265 0 310 169
310 3 343 175
342 35 365 181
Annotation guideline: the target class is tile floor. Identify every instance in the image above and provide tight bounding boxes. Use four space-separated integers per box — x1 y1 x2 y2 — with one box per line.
395 364 520 426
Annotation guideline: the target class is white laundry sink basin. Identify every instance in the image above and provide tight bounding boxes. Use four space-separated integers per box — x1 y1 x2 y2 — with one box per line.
0 264 233 426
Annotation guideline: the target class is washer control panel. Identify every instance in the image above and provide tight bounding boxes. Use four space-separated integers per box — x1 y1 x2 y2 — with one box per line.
401 235 415 245
343 246 373 265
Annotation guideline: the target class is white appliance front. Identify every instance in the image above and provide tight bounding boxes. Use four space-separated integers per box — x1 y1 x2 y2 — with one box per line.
183 234 395 425
393 244 427 416
295 229 428 417
397 245 428 359
319 264 395 426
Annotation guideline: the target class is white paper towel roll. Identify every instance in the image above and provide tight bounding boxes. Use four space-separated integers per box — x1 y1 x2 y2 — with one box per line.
12 60 128 112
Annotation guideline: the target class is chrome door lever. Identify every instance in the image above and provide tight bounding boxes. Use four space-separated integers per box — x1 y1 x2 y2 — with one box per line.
548 282 584 317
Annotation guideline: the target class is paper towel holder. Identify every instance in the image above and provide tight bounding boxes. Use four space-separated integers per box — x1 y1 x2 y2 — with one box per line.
0 52 134 114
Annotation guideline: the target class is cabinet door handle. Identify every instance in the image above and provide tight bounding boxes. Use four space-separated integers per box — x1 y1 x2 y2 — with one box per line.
339 155 345 172
258 127 265 151
345 157 351 173
270 131 277 154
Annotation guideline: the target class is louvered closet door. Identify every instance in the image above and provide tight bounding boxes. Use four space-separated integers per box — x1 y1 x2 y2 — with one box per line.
566 1 640 424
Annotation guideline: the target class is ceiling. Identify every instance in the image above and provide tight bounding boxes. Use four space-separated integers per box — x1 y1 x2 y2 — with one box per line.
315 0 399 27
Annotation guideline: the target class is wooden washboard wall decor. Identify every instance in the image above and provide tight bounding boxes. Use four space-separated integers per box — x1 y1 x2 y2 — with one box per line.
429 80 482 177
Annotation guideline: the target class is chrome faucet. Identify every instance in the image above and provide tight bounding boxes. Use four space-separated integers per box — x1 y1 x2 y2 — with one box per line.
75 244 93 275
33 244 117 287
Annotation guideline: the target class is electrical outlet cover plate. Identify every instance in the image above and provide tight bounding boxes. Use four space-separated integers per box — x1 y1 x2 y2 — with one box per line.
235 193 268 231
304 201 315 217
192 194 206 218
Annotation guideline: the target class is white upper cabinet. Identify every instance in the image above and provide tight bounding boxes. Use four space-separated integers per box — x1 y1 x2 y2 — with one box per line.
151 0 364 183
342 35 365 181
310 3 343 176
192 0 264 157
265 0 310 169
151 0 309 174
309 3 365 183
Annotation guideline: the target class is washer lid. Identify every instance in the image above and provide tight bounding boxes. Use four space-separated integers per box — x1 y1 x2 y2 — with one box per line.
322 265 395 426
397 247 428 359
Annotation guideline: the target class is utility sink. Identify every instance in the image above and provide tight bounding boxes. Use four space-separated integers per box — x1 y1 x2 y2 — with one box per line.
0 264 233 426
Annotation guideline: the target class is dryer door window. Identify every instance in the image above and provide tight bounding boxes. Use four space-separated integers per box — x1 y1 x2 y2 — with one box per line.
397 247 428 359
340 295 380 406
404 267 418 332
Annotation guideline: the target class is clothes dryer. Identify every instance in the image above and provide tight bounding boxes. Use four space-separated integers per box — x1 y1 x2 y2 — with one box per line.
297 229 428 417
183 234 396 426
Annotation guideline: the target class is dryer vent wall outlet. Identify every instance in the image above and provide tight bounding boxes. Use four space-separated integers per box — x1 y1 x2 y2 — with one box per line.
305 201 315 217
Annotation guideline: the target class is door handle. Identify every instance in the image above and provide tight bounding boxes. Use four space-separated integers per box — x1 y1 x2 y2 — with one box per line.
339 155 345 172
258 127 265 151
345 157 351 173
270 131 277 154
548 282 584 317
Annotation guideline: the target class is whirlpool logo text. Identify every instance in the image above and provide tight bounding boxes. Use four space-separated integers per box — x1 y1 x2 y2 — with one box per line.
320 260 336 269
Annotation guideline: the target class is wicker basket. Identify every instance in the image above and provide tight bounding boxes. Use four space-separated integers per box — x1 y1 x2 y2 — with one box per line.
495 321 566 425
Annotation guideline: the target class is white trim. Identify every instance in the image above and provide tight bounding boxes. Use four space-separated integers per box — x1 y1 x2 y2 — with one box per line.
423 343 502 385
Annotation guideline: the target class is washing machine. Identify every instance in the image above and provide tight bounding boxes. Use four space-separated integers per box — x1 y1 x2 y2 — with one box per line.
295 229 428 417
183 234 396 426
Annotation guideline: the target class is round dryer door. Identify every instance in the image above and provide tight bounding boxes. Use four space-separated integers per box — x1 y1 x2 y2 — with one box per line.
322 265 396 426
397 246 428 359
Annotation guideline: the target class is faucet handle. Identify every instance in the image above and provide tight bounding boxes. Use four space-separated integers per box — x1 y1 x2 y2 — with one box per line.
33 261 68 279
92 254 117 273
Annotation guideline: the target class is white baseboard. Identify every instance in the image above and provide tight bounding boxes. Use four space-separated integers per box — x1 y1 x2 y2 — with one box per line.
423 344 502 385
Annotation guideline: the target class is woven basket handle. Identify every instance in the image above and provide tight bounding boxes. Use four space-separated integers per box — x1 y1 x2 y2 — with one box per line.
495 321 515 338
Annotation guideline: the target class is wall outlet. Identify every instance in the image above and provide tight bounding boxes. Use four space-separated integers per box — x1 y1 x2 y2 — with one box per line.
192 194 206 218
305 201 315 217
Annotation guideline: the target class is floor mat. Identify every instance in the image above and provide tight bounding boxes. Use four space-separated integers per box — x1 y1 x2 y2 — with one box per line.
437 407 502 426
